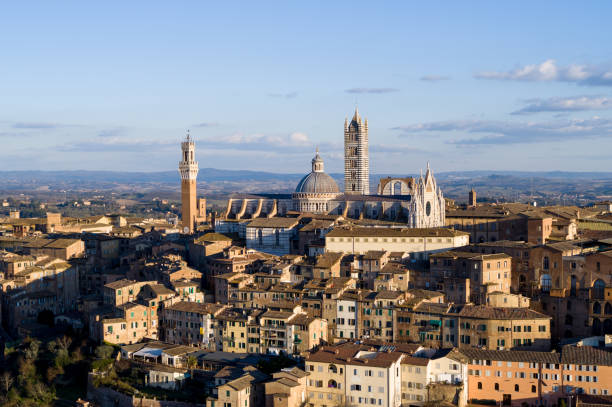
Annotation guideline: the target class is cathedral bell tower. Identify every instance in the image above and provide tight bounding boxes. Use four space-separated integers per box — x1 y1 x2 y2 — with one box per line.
179 131 199 234
344 107 369 195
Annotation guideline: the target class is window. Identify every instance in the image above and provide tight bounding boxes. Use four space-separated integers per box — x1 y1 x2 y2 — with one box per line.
515 384 519 392
532 385 536 393
477 382 482 389
495 383 499 391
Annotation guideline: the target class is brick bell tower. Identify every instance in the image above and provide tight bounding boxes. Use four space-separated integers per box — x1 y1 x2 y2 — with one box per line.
179 131 199 234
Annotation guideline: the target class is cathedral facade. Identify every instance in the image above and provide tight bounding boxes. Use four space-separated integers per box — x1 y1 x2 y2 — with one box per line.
220 108 445 227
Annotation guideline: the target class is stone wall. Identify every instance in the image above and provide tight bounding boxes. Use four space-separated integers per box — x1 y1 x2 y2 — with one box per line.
87 379 206 407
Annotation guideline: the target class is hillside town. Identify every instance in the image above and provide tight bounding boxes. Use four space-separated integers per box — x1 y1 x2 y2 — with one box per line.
1 113 612 407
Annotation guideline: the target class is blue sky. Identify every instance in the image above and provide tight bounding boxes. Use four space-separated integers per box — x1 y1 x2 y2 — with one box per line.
1 1 611 174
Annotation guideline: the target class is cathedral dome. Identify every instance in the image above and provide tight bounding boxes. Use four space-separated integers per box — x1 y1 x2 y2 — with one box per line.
295 150 340 194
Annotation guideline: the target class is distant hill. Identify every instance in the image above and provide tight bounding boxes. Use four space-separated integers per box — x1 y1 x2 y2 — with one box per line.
1 169 611 184
0 169 611 205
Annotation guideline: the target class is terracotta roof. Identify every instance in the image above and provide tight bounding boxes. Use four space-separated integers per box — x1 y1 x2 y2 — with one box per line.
274 377 300 388
195 232 233 243
299 219 335 232
576 394 612 407
163 345 196 356
401 356 430 366
145 284 175 296
407 289 444 300
306 342 404 367
247 217 299 229
431 251 511 260
363 250 387 260
262 310 294 320
375 290 403 300
105 279 138 290
314 252 343 268
561 346 612 366
326 227 468 238
453 305 550 320
41 238 82 248
166 301 225 315
458 348 561 364
414 302 451 315
288 313 315 326
380 262 409 274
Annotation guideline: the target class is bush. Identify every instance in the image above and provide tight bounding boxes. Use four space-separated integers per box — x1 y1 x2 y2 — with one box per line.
91 359 114 372
95 345 114 360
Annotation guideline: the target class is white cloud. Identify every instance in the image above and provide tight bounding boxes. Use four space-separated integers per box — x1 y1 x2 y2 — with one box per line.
512 95 612 115
475 59 612 86
420 75 451 82
345 88 399 94
395 117 612 145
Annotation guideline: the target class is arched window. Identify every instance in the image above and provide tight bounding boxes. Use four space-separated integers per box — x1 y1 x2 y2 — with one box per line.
605 302 612 315
494 383 499 391
328 364 337 374
532 385 536 393
478 382 482 390
593 279 605 300
540 274 552 292
328 379 338 388
393 182 402 195
592 318 602 336
565 315 573 325
593 302 602 314
514 384 519 392
604 319 612 335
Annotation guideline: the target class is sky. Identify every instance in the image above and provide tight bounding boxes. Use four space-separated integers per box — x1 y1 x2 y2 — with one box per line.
1 1 612 175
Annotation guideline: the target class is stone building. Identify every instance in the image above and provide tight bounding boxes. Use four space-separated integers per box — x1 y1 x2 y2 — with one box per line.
325 226 469 260
293 149 341 213
461 346 612 406
219 108 446 227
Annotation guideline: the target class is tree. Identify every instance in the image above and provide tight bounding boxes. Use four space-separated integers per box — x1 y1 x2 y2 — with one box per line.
95 345 114 360
0 372 14 394
23 340 40 361
186 355 197 370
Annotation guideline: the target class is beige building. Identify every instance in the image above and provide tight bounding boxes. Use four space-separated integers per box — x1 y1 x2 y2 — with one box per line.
206 368 269 407
162 301 228 346
259 306 328 356
103 279 156 306
25 238 84 260
431 251 512 304
400 356 430 406
325 227 470 260
101 302 155 344
264 367 309 407
305 342 404 407
454 305 551 351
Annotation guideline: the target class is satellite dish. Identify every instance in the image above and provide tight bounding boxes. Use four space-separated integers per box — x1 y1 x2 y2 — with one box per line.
183 226 190 234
